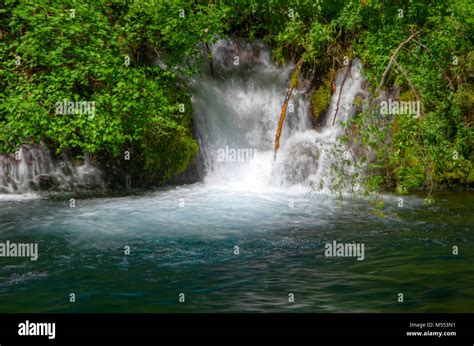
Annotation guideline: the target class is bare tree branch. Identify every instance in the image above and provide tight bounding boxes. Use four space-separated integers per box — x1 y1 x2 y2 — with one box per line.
377 31 418 93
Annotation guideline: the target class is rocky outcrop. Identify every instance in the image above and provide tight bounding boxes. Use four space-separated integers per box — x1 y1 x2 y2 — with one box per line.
0 145 103 193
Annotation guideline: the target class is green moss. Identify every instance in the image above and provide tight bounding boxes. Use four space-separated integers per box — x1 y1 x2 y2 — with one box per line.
467 168 474 184
290 59 303 88
423 196 435 205
353 95 364 108
374 197 385 209
311 71 333 122
396 184 408 195
400 90 416 102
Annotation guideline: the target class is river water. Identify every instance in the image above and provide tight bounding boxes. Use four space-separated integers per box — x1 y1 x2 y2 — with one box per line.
0 187 473 312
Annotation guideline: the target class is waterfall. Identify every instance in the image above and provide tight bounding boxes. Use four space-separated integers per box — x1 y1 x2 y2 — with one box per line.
0 39 367 195
191 39 367 192
0 145 103 194
306 59 368 192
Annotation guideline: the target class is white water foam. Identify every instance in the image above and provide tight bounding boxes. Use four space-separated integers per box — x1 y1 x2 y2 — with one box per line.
192 39 367 193
0 145 103 194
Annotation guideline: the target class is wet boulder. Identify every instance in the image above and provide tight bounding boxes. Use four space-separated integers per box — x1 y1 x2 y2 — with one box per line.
282 142 320 184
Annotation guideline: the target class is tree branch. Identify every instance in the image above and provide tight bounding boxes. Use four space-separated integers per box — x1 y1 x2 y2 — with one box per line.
377 31 418 93
392 58 424 116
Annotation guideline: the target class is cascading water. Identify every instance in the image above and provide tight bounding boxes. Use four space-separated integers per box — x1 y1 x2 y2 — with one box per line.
191 40 310 190
0 144 103 194
191 39 367 192
302 58 368 192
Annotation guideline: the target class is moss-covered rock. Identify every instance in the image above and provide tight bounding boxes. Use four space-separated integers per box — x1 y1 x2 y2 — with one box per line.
310 69 334 123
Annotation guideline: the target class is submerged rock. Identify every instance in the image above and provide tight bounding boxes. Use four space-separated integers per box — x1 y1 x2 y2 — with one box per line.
282 142 320 184
36 174 54 190
169 155 202 185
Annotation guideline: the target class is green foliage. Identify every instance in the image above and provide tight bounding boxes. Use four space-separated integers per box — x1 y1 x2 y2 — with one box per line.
0 0 226 181
0 0 472 191
389 115 427 193
262 0 474 193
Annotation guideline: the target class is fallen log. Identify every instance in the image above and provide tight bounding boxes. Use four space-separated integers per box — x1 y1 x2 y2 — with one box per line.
273 58 303 160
